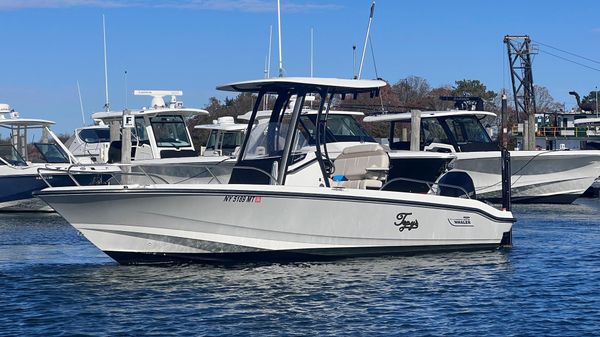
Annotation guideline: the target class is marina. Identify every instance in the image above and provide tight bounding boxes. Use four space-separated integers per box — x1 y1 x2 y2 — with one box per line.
1 201 599 335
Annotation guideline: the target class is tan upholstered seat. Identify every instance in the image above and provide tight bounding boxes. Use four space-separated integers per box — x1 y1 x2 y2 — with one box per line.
332 143 389 189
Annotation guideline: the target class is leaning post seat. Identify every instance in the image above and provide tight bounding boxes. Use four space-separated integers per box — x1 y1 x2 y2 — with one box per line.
332 143 390 189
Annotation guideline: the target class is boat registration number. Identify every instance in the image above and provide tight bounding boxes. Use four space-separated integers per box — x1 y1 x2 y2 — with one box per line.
223 195 262 203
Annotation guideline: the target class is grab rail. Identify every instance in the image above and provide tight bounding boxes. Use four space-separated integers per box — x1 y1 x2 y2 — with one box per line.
380 177 472 199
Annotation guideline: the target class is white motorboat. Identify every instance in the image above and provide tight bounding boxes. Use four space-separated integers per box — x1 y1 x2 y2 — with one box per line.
195 116 246 157
0 104 116 211
66 90 236 185
36 78 515 264
364 110 600 203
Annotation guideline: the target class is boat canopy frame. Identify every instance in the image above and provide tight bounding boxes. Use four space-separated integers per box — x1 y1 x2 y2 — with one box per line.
222 78 384 186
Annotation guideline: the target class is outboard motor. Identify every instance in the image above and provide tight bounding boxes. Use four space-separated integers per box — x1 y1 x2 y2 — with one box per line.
436 171 476 198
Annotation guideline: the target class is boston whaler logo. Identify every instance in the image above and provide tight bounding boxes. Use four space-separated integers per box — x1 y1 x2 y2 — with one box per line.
447 216 474 227
394 212 419 232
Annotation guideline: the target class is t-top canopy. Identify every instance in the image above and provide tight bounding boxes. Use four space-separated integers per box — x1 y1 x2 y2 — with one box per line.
217 77 386 94
0 118 55 128
363 110 497 123
92 107 209 121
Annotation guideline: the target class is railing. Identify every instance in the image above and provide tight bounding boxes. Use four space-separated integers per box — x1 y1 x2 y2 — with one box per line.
380 177 473 199
512 125 600 138
36 162 472 200
36 161 233 188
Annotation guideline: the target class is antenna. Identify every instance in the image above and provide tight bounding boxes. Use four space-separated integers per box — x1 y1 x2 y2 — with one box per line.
310 27 314 77
358 1 375 80
267 25 273 78
102 14 110 111
353 45 357 79
124 70 128 109
277 0 284 77
77 81 85 126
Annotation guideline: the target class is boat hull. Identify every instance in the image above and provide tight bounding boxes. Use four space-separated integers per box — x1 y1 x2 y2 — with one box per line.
0 167 113 212
36 185 514 264
450 150 600 204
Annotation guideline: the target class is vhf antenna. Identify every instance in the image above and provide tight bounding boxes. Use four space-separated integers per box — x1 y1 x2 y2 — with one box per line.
357 1 375 80
102 14 110 111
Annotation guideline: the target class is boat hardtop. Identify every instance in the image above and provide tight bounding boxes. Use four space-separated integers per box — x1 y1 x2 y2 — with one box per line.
363 110 497 123
91 90 208 123
194 116 247 131
217 77 386 93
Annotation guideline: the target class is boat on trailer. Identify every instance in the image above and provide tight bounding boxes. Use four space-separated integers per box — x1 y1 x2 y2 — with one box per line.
364 110 600 204
36 78 515 264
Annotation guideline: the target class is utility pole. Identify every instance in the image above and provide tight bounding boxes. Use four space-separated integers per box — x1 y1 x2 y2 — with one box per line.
596 86 598 118
504 35 537 151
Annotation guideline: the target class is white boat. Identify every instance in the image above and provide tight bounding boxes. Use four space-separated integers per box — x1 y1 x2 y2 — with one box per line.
66 90 235 185
0 103 116 212
364 110 600 203
195 116 246 157
36 78 515 264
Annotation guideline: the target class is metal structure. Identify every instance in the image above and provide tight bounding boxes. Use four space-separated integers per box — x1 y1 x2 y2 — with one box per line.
505 35 537 150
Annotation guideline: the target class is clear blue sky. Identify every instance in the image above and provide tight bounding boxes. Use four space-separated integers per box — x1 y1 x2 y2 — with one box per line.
1 0 600 133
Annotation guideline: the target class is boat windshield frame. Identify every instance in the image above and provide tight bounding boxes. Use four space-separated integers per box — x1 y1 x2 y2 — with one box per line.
33 143 71 163
150 115 192 148
0 144 28 166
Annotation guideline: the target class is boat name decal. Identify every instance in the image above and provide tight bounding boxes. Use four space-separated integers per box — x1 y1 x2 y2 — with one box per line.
223 195 262 203
394 212 419 232
447 216 473 227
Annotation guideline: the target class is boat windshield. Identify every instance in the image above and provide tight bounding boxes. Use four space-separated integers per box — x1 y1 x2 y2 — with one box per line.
242 94 310 160
0 144 27 166
299 114 375 144
33 143 70 163
441 116 492 144
421 118 451 145
78 128 110 143
206 130 244 156
150 115 191 148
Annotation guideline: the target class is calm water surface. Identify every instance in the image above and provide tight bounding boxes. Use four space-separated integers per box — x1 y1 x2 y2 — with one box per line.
1 200 599 336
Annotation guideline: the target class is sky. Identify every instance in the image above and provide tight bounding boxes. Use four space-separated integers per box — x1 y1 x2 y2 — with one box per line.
1 0 600 134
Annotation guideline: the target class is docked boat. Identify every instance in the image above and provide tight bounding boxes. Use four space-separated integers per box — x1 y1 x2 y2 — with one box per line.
66 90 235 185
195 116 246 157
0 104 115 211
364 110 600 203
36 78 515 264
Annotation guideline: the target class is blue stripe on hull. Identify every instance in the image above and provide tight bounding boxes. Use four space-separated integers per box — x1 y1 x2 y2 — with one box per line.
0 173 111 203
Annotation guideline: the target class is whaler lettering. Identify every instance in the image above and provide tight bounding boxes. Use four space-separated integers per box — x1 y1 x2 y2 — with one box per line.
394 212 419 232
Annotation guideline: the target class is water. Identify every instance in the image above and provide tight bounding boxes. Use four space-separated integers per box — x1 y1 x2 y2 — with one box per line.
1 201 599 336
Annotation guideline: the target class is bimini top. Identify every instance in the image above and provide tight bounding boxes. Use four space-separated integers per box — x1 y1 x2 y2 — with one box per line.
194 116 247 131
92 107 209 122
363 110 497 123
574 117 600 126
217 77 386 94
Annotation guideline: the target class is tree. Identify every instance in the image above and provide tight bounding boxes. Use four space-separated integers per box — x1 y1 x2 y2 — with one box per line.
582 90 600 112
534 85 562 113
452 79 497 110
391 76 431 108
